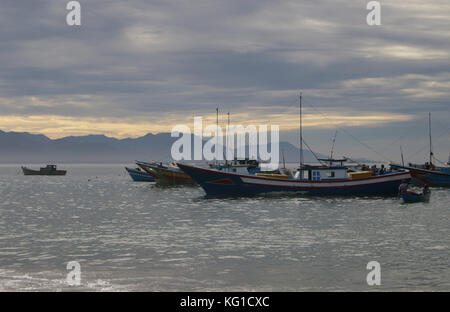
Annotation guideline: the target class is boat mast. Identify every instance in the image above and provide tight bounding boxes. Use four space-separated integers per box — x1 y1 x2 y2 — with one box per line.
400 145 405 167
299 92 304 169
216 107 219 164
330 130 338 166
429 112 433 165
226 111 230 165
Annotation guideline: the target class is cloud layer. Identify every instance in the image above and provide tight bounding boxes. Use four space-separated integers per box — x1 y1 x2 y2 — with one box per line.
0 0 449 161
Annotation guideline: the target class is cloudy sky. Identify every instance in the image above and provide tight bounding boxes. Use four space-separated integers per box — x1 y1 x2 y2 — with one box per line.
1 0 449 162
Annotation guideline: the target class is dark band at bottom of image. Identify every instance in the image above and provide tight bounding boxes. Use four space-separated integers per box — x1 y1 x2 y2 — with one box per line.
123 292 433 311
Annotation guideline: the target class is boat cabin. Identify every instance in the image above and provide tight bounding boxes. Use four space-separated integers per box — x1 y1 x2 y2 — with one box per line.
294 166 348 181
210 158 259 170
294 159 350 181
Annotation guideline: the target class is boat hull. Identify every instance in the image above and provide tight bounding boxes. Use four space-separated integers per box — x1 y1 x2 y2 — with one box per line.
136 161 194 185
401 192 430 203
411 169 450 187
125 167 155 182
22 167 66 176
177 163 411 197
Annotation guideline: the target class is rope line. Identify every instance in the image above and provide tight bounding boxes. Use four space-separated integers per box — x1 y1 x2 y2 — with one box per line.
407 123 450 161
301 98 394 163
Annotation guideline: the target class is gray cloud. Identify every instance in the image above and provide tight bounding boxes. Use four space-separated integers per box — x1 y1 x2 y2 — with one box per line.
0 0 449 159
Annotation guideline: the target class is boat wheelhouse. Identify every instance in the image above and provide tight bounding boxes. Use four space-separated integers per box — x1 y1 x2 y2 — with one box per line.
209 157 275 174
294 158 349 181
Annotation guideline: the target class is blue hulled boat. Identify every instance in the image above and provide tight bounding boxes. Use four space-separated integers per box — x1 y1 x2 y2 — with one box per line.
177 163 411 197
125 167 155 182
395 113 450 187
404 165 450 187
401 191 430 203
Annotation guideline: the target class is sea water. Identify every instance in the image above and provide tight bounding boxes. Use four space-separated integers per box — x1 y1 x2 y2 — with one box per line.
0 164 448 291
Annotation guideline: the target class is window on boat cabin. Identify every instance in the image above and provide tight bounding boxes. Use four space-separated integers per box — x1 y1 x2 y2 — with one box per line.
326 171 335 178
312 171 320 181
303 170 310 180
295 169 311 180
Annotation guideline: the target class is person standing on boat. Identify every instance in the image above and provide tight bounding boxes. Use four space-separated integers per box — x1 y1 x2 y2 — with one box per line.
423 185 430 195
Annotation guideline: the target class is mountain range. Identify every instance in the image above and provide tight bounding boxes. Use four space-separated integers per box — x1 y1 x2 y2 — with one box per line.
0 129 330 163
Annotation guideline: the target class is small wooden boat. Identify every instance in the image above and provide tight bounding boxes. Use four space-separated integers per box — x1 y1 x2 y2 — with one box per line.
401 191 431 203
22 165 66 176
125 167 155 182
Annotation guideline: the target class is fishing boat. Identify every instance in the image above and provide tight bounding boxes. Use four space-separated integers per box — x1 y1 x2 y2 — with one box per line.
208 110 280 175
125 167 155 182
178 162 410 196
136 161 195 185
135 157 272 185
391 164 450 187
401 191 431 203
391 113 450 187
22 164 67 176
177 94 411 197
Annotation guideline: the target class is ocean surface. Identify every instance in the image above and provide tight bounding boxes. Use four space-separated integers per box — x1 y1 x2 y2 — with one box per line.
0 164 448 292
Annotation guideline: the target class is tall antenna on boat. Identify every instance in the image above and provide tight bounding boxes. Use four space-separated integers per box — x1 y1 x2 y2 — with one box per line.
226 111 230 165
216 107 219 164
299 92 304 168
429 112 433 165
400 145 405 166
330 130 338 163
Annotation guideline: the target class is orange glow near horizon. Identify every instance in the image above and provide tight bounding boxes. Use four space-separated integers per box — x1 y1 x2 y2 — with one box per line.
0 111 415 139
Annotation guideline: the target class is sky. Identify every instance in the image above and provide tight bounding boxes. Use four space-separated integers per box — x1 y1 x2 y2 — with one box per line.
1 0 449 163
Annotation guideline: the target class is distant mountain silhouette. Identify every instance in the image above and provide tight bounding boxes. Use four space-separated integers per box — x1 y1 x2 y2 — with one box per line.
0 130 328 163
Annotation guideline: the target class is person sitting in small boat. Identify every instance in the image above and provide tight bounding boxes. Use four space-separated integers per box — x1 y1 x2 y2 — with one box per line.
422 185 430 195
398 180 410 195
